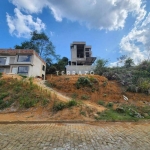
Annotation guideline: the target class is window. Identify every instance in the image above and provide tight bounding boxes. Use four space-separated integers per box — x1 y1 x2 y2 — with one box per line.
86 52 90 57
17 55 31 62
18 66 29 74
77 45 84 58
42 65 45 71
0 68 4 73
0 57 6 65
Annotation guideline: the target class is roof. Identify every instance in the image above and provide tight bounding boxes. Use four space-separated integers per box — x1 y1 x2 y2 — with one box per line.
0 49 46 64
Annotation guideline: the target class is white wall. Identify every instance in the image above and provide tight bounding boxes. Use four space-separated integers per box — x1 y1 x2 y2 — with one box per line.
31 54 46 79
66 65 95 75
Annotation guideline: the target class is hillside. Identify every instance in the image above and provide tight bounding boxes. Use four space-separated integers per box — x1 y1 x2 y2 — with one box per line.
0 73 150 121
46 75 150 106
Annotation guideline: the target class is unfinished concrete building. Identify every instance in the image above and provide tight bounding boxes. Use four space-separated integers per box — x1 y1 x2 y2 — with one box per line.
66 42 96 74
0 49 46 79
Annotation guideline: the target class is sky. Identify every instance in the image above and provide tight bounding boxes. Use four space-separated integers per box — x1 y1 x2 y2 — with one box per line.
0 0 150 66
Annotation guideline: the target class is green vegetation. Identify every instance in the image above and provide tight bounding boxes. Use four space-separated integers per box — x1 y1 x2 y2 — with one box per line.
81 95 90 100
96 57 150 95
0 77 51 109
95 104 150 121
75 76 99 90
53 100 77 111
98 100 105 106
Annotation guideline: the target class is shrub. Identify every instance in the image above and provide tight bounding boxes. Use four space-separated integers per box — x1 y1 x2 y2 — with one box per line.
41 99 49 106
0 73 2 78
19 97 38 108
71 93 78 99
0 98 14 110
81 95 90 100
14 86 22 92
98 100 105 106
67 100 77 107
0 80 5 86
53 101 66 111
0 92 9 99
80 111 86 116
127 84 137 92
75 77 92 89
106 102 114 108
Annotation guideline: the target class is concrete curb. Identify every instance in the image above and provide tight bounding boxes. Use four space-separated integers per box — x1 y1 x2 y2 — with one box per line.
0 119 149 124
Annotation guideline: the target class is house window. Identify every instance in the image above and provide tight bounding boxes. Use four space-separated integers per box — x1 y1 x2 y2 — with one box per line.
0 57 6 65
42 65 45 71
18 66 29 75
0 68 4 73
17 55 31 62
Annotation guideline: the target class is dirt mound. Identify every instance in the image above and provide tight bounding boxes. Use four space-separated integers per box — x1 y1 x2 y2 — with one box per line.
46 75 150 106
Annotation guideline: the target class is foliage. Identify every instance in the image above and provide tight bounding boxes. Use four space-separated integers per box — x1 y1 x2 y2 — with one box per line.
46 57 69 74
53 99 78 111
0 73 2 78
106 102 114 108
67 100 77 107
81 95 90 100
75 76 98 90
0 78 51 110
98 100 105 106
124 58 134 68
94 58 108 75
14 30 59 65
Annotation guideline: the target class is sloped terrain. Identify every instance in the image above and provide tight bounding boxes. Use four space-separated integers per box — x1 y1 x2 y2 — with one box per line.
0 74 105 121
46 75 150 105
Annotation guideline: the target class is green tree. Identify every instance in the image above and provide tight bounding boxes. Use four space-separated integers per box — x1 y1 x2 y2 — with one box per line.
94 58 108 75
124 58 134 68
15 30 59 63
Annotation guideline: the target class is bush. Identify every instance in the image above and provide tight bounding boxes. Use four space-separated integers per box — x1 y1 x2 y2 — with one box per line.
0 99 14 110
19 97 38 108
53 101 66 111
0 92 9 99
71 93 78 99
81 95 90 100
67 100 77 107
98 100 105 106
41 99 49 106
106 102 114 108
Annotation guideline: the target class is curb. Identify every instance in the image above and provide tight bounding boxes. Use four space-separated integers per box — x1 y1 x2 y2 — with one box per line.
0 120 149 124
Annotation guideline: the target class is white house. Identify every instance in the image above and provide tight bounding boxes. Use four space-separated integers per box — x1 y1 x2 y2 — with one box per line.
0 49 46 79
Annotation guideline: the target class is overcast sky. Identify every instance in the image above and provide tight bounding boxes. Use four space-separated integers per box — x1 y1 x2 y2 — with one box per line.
0 0 150 66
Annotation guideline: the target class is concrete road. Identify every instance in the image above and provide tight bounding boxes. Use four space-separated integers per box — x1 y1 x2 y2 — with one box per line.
0 122 150 150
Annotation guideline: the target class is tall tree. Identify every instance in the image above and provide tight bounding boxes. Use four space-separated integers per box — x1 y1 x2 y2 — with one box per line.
15 30 59 63
94 58 108 75
124 58 134 68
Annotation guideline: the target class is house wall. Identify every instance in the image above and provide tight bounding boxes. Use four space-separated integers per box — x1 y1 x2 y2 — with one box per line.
31 54 46 79
0 52 46 79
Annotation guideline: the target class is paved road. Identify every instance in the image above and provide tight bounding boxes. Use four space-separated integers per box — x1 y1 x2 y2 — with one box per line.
0 122 150 150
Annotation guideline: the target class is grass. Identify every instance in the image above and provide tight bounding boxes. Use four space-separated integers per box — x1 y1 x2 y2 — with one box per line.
95 104 150 121
95 109 138 121
0 77 51 110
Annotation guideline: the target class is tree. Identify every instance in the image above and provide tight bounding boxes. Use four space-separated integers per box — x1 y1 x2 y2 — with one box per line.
124 58 134 68
15 30 59 63
94 58 108 75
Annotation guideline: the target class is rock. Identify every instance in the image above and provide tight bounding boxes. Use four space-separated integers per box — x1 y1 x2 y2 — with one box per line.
123 95 128 101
